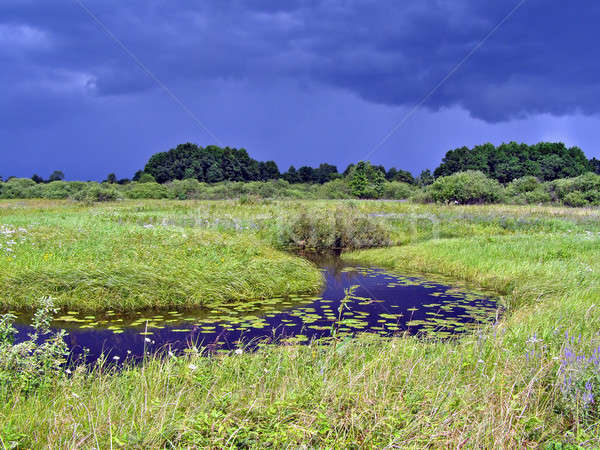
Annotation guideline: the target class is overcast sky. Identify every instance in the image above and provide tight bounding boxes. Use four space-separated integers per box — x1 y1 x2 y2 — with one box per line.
1 0 599 180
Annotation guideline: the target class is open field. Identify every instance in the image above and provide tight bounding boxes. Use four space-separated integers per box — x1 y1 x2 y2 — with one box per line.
2 199 600 447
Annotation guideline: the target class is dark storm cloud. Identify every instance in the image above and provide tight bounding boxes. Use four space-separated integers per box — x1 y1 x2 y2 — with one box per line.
2 0 599 123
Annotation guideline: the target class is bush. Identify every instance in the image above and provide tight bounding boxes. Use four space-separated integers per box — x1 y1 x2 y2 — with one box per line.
168 179 205 199
138 173 156 183
550 172 600 206
36 181 88 199
510 190 552 205
506 176 542 195
381 181 414 200
278 208 390 250
122 182 173 199
71 183 121 203
0 178 37 199
563 191 589 207
428 171 504 204
506 176 551 205
316 179 353 199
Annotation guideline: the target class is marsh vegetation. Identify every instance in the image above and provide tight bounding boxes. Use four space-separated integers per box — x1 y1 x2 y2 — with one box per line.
1 199 600 447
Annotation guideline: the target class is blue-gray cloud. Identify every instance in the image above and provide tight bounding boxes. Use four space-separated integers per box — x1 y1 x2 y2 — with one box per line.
2 0 599 123
1 0 600 180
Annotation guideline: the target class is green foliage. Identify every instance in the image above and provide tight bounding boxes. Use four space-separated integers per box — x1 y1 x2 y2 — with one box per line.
348 161 385 199
71 183 122 203
428 170 504 204
381 181 414 200
0 178 37 198
550 172 600 206
144 143 276 183
416 169 434 187
121 182 172 199
47 170 65 182
278 207 390 250
386 167 415 184
0 297 68 398
315 178 353 199
505 176 551 205
138 172 156 183
435 142 590 182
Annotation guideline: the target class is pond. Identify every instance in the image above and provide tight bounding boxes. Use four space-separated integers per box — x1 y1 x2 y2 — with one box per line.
13 253 497 364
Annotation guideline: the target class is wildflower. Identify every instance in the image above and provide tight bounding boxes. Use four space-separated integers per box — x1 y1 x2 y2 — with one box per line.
113 356 120 361
477 359 484 364
188 364 197 371
72 393 80 399
144 337 152 343
235 348 243 355
65 369 72 374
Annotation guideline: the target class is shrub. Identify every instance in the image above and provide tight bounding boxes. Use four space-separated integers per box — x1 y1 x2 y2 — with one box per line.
138 172 157 183
428 171 504 204
278 208 390 250
36 181 88 199
410 188 434 204
563 191 589 207
71 183 121 203
168 179 205 199
381 181 414 200
122 182 173 199
0 178 37 199
506 176 551 204
550 172 600 206
510 190 552 205
506 176 542 195
317 179 353 199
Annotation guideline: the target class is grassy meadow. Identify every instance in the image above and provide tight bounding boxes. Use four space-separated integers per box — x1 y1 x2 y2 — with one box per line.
2 199 600 447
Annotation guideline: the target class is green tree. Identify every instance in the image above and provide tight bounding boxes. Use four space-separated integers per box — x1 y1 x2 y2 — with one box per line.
298 166 315 183
132 170 144 182
206 163 224 183
105 173 117 184
435 142 590 182
283 166 301 183
416 169 434 187
348 161 385 199
31 174 44 184
48 171 64 182
258 161 280 180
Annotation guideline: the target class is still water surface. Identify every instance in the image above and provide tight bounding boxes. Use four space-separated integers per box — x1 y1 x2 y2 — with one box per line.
14 254 497 364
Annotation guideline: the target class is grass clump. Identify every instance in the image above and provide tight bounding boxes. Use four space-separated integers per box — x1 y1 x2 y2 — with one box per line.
277 207 390 250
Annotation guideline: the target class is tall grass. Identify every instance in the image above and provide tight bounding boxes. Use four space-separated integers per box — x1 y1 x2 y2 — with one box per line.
2 200 600 446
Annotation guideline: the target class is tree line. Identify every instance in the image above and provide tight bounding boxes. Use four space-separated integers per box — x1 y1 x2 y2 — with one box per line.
2 141 599 186
434 142 593 182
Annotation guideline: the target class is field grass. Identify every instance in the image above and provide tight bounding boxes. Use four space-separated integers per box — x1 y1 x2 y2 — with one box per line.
2 200 600 447
0 200 323 311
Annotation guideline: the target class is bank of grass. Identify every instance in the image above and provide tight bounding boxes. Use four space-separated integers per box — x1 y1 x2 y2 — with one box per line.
0 201 322 311
2 199 600 312
2 200 600 446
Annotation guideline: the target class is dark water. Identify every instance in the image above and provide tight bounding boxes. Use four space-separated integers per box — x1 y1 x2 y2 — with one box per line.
13 254 497 364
